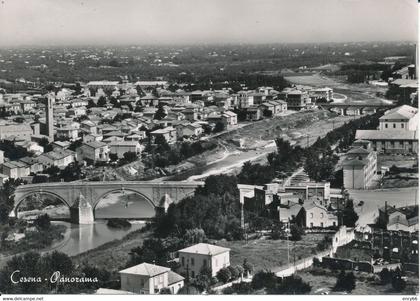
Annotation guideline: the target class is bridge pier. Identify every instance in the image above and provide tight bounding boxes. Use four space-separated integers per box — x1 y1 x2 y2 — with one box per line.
70 193 94 224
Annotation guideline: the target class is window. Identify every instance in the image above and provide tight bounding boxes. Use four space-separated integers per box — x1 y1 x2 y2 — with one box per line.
191 271 195 278
385 124 388 128
191 258 195 266
203 259 207 267
310 213 314 218
320 213 324 218
393 123 396 128
320 222 324 228
401 123 404 128
310 223 313 228
181 257 185 266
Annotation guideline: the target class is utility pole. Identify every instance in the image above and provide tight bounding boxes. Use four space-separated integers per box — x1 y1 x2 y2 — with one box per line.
286 222 290 265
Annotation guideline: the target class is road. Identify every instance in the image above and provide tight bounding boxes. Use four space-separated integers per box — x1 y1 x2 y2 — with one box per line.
349 187 418 226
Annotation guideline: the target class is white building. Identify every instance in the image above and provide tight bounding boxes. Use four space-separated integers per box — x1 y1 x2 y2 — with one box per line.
119 263 184 294
108 140 142 159
178 243 230 278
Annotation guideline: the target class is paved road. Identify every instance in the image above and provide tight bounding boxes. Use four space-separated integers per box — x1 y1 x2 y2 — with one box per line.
349 187 418 226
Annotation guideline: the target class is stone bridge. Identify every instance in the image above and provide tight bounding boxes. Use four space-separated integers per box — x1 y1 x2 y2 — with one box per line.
13 181 204 223
319 102 395 115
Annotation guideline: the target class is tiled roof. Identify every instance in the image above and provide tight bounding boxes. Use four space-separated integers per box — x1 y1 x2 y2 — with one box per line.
178 243 230 256
119 263 170 277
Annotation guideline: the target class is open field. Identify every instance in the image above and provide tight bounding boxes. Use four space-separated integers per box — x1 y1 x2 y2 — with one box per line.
297 268 419 295
216 234 326 272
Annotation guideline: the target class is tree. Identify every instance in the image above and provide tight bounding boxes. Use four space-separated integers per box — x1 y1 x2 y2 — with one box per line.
191 266 212 292
228 265 240 280
154 104 167 120
270 275 312 294
122 151 137 163
182 228 207 244
290 224 304 241
213 121 225 133
334 270 356 292
391 274 406 292
97 96 107 107
243 259 254 277
216 267 232 283
379 268 393 284
109 153 118 162
251 270 278 290
342 199 359 227
34 214 51 231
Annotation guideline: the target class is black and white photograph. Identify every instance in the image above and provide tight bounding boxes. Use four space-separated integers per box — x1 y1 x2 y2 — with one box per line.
0 0 418 299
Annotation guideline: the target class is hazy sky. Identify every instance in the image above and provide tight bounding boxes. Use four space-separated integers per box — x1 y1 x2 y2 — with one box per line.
0 0 417 47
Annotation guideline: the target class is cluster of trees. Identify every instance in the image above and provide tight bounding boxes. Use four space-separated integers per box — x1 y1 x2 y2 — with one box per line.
33 163 85 183
154 175 243 240
0 251 111 293
0 140 31 160
216 265 245 283
226 270 311 294
334 270 356 292
379 267 407 292
143 137 217 169
0 178 26 225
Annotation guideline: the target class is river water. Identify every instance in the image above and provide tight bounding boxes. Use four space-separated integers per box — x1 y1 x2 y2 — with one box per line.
16 191 154 257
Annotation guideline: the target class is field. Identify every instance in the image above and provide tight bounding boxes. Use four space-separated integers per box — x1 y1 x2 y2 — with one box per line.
297 267 419 295
216 234 326 272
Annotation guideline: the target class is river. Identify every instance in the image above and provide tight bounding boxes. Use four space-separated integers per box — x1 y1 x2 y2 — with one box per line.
14 191 154 258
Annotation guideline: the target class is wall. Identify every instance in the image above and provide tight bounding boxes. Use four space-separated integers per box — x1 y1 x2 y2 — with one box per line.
321 257 373 273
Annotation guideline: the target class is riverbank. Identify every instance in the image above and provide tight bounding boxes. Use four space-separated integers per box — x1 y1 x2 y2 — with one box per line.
71 227 152 272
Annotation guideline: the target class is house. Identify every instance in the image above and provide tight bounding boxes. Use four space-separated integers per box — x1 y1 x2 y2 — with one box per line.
378 105 418 131
245 106 262 121
221 110 238 128
355 105 419 154
284 90 311 110
56 126 79 141
355 129 418 154
309 87 333 102
19 157 44 174
177 123 203 138
342 140 377 189
150 127 177 144
108 140 142 159
80 120 98 135
37 149 76 168
378 204 418 233
119 263 184 294
77 141 109 163
14 140 44 155
178 243 230 278
303 201 338 228
279 203 306 228
1 161 30 179
0 123 33 141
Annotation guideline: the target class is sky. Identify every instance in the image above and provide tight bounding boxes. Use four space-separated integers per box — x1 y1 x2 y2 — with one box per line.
0 0 417 47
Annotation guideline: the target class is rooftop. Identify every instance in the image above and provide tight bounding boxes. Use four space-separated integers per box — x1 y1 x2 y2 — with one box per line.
178 243 230 256
119 263 170 277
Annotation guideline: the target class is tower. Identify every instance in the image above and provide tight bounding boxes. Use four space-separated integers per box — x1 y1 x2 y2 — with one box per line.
46 94 54 142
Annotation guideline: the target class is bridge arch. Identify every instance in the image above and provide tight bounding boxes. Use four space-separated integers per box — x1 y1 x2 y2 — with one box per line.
93 188 157 211
14 190 71 218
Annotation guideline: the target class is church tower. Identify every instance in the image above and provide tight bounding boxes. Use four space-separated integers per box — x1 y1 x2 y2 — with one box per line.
46 94 54 142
